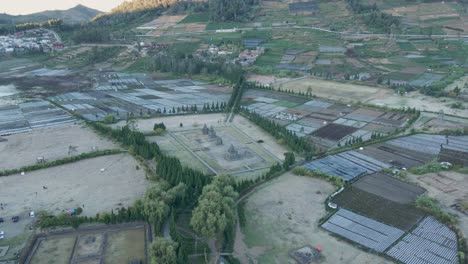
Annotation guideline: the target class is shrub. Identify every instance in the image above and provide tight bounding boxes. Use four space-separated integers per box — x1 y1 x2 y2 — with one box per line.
415 196 457 225
410 161 446 175
292 167 345 189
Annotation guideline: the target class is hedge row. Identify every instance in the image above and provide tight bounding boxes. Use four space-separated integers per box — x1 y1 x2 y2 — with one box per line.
0 149 123 177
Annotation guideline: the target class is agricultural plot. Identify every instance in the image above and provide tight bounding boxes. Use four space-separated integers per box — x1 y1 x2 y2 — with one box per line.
319 45 346 53
409 73 445 87
0 58 41 78
235 173 392 264
353 172 425 204
0 124 117 171
386 217 458 264
386 134 468 156
288 1 319 13
321 209 405 253
332 187 425 231
304 150 390 182
137 15 186 30
242 89 412 149
29 236 76 264
358 144 428 169
311 123 358 141
243 38 263 49
0 100 75 135
25 224 149 264
50 74 231 121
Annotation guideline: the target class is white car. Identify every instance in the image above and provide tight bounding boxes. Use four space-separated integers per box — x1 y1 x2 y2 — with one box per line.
0 231 4 235
0 235 3 240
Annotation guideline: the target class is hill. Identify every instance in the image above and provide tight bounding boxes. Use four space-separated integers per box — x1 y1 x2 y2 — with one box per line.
0 5 102 24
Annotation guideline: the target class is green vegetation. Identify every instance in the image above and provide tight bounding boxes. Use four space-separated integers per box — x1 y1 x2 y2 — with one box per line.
346 0 400 33
240 108 315 157
282 152 295 170
103 114 117 124
292 167 346 189
415 196 457 225
180 13 210 23
38 203 145 229
0 149 122 177
153 122 167 131
208 0 259 22
409 161 446 175
149 237 179 264
190 174 238 239
397 41 416 51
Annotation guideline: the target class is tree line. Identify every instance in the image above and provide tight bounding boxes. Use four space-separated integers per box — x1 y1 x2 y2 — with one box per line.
240 108 315 158
0 19 64 35
346 0 400 33
150 52 244 84
208 0 259 21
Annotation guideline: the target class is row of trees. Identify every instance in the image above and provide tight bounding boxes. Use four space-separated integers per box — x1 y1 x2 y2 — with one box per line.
240 108 315 157
208 0 259 21
346 0 400 33
39 204 145 229
0 19 65 36
15 19 63 31
151 53 244 83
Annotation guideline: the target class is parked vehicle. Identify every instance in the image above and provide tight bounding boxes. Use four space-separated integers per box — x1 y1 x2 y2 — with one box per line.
12 216 19 222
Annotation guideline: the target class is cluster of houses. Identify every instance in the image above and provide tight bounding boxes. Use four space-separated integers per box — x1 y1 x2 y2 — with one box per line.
0 29 63 55
233 47 265 66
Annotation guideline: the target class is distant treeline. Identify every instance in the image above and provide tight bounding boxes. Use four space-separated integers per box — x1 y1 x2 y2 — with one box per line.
346 0 400 33
0 18 64 35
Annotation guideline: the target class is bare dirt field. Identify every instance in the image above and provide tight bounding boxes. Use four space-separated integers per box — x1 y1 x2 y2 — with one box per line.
369 91 468 118
103 228 146 264
408 171 468 237
0 124 118 170
0 154 147 219
268 77 468 118
30 236 75 264
278 77 387 102
234 173 393 264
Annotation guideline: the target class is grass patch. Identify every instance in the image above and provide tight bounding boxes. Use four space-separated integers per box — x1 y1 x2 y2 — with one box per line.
104 229 146 264
124 57 154 73
397 41 417 51
180 13 209 23
272 100 300 108
206 22 244 30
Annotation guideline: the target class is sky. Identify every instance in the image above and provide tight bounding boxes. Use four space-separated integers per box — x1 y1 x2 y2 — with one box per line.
0 0 127 15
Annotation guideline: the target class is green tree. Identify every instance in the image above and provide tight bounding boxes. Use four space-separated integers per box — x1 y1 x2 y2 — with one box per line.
150 237 178 264
190 175 238 238
103 114 116 124
283 152 295 170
